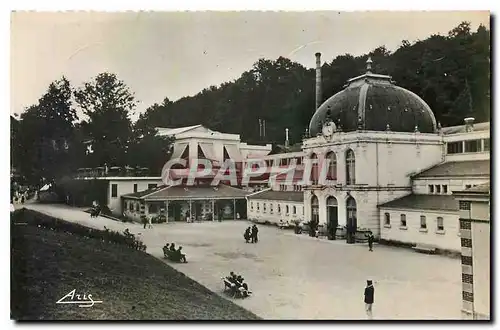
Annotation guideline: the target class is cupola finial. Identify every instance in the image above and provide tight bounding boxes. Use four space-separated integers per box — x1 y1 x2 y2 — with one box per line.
366 56 373 73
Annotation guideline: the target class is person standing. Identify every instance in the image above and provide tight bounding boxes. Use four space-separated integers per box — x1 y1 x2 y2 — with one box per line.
364 280 375 319
251 224 259 243
367 232 374 252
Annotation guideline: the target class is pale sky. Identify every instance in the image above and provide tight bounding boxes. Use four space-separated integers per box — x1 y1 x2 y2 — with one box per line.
11 11 489 119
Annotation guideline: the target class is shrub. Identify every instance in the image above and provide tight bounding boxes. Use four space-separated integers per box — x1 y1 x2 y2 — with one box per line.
13 209 147 252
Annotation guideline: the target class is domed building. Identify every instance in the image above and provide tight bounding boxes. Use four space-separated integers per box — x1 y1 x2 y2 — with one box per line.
247 53 490 254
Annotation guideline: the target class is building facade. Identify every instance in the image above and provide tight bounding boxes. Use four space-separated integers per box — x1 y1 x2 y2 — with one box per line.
453 183 490 320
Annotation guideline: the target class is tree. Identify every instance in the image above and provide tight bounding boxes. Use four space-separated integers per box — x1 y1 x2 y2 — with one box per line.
74 73 136 167
12 77 79 185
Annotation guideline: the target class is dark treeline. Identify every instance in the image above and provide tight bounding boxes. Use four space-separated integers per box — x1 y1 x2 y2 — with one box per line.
137 21 489 144
11 22 490 187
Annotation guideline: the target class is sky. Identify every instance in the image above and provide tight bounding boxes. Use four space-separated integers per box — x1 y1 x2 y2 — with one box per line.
10 11 490 120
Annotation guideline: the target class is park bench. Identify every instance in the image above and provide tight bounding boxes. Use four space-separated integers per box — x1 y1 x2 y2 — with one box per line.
221 277 252 299
412 243 437 254
163 248 187 263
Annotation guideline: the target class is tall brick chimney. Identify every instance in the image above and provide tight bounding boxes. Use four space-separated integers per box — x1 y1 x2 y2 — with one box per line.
315 52 322 110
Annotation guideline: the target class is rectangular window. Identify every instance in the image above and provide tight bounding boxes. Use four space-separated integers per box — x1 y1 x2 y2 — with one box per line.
263 203 266 213
461 256 473 266
384 213 390 225
250 202 254 210
460 220 471 230
133 184 138 193
420 215 427 229
435 185 441 194
464 140 481 153
459 201 471 210
461 238 472 248
437 217 444 231
442 185 448 194
128 202 133 211
400 214 407 227
257 203 260 211
447 141 463 154
111 184 118 198
429 185 434 193
135 203 139 212
483 138 490 151
462 291 474 302
270 204 273 213
148 184 157 190
462 273 473 284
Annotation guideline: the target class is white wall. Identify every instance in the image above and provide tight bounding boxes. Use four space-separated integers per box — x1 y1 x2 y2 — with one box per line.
304 188 410 237
379 208 460 252
247 198 304 224
471 220 490 318
107 179 163 215
413 178 489 195
122 199 143 222
302 131 444 188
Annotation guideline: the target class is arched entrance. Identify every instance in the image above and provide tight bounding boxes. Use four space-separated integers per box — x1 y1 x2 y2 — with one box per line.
326 196 338 240
346 196 357 244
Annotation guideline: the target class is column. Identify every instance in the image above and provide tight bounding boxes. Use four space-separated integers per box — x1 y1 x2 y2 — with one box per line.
189 200 192 223
233 199 236 220
165 200 169 223
212 200 215 221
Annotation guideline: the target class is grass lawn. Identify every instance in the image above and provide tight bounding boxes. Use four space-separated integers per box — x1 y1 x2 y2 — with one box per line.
11 215 260 320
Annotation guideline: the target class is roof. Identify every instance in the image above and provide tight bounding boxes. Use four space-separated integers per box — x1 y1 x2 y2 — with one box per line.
309 70 437 136
124 184 249 200
453 182 490 195
122 185 167 198
379 194 458 211
247 190 304 202
412 160 490 178
155 125 203 136
441 121 490 135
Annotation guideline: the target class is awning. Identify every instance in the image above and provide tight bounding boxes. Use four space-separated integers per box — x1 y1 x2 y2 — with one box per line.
224 145 242 161
170 143 188 160
199 143 217 161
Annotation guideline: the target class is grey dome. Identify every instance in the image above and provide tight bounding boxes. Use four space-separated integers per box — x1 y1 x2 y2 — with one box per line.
309 70 437 136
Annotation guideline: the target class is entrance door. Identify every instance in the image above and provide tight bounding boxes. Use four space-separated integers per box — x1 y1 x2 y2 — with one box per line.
326 196 338 228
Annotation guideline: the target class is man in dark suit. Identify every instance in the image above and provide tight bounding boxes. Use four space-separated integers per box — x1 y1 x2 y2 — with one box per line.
364 280 375 319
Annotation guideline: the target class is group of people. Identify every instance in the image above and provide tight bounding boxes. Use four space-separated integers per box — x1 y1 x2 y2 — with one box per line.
225 271 250 297
163 242 187 263
243 224 259 243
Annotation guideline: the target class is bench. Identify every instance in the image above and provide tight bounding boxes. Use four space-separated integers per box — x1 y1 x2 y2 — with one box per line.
221 278 252 298
413 243 437 254
163 249 187 263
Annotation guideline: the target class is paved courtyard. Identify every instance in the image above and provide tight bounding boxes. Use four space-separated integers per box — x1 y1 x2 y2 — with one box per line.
23 204 462 320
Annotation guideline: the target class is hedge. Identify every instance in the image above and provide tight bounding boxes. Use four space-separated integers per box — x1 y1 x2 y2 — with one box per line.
12 208 146 252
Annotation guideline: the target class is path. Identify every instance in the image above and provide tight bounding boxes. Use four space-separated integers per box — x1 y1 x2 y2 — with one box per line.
22 204 462 320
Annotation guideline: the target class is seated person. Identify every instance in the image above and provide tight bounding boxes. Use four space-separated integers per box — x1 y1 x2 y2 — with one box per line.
235 276 244 287
163 243 170 256
123 228 131 236
169 243 176 252
226 271 236 282
176 246 187 263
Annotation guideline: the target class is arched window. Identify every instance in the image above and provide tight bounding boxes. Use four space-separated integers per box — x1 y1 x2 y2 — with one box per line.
293 205 296 214
346 149 356 185
346 196 357 228
277 204 281 214
310 153 319 185
311 195 319 224
257 203 260 211
326 151 337 180
286 205 289 214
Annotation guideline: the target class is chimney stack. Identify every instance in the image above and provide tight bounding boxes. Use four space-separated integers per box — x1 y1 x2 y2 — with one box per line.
285 128 290 149
464 117 475 132
315 52 322 110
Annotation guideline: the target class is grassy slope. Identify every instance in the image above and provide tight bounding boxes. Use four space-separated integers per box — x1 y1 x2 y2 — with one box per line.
11 221 259 320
